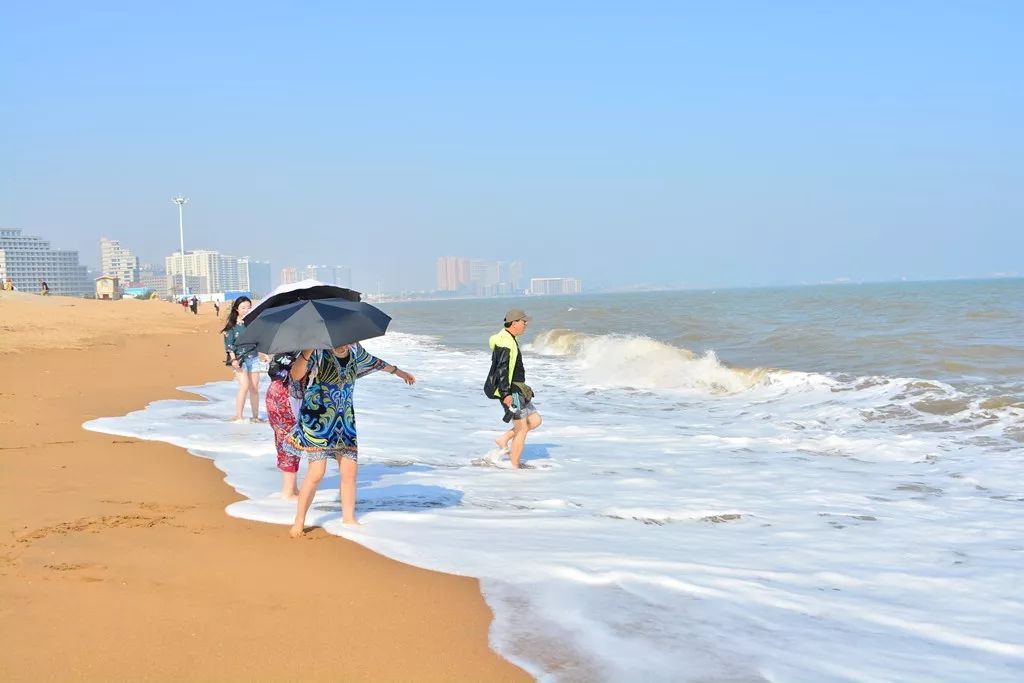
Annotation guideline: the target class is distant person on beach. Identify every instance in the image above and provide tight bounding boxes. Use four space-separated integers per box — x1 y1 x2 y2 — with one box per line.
40 280 49 296
222 296 264 423
485 309 542 468
189 296 199 315
286 343 416 535
213 301 221 317
180 297 189 310
265 352 304 499
2 278 13 291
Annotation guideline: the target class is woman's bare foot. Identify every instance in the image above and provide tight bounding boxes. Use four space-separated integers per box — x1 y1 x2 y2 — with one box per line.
342 517 361 526
288 524 305 538
494 436 510 451
280 491 299 501
249 417 264 423
230 416 247 424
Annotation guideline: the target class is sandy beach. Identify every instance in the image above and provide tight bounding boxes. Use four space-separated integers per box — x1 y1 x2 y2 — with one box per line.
0 293 528 682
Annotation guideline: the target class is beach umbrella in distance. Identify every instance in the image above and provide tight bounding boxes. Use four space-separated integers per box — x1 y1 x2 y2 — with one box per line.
236 298 391 354
244 279 361 323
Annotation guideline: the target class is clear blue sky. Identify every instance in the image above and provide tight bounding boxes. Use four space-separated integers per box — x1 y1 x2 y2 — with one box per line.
2 1 1021 291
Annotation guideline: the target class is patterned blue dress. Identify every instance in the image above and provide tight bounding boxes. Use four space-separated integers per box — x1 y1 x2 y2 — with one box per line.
283 344 388 462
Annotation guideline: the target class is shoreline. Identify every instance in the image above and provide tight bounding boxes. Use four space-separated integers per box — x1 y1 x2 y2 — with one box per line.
0 295 529 682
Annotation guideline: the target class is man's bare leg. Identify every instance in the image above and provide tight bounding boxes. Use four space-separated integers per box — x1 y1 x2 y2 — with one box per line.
509 419 529 468
495 428 515 451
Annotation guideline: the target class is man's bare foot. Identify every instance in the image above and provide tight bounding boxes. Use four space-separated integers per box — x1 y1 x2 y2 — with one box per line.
288 524 305 538
250 417 264 423
230 416 247 424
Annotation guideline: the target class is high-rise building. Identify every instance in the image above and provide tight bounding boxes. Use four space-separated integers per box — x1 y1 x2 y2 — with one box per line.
436 256 471 291
0 228 91 295
438 256 523 296
507 261 524 291
280 266 299 285
304 265 352 288
238 258 272 297
165 249 249 296
138 263 171 298
529 277 582 296
100 237 141 286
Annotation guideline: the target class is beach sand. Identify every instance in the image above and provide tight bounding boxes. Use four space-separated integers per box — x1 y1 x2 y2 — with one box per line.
0 293 528 682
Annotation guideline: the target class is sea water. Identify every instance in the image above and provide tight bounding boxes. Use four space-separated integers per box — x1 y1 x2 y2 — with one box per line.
85 280 1024 682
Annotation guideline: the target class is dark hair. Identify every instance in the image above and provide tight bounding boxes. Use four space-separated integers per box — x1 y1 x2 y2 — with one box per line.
504 321 513 329
221 296 252 332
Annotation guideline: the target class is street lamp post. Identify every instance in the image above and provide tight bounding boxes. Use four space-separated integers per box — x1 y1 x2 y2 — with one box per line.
172 195 189 296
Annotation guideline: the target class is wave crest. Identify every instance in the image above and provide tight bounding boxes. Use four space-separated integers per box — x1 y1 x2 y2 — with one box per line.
530 329 768 394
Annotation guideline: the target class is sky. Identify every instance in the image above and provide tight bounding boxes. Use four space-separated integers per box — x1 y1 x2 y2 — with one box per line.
2 1 1022 292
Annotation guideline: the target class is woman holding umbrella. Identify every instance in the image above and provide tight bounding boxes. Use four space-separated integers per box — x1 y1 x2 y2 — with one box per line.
285 342 415 535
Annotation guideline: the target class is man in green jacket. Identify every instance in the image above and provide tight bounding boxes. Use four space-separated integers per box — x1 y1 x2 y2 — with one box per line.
485 308 542 468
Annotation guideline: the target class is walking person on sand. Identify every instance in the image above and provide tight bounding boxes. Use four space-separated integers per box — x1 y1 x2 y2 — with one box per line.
286 343 415 535
265 352 305 499
213 300 221 318
486 309 542 468
222 296 266 423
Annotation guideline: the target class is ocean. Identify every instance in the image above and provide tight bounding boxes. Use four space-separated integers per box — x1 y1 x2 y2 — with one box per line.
85 279 1024 682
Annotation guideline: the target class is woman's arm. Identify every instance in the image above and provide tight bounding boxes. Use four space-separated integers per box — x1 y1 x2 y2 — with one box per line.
351 345 416 385
385 364 416 385
224 327 240 367
290 349 314 381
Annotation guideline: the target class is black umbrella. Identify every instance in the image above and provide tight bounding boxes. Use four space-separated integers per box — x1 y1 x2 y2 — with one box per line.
244 283 361 323
236 298 391 354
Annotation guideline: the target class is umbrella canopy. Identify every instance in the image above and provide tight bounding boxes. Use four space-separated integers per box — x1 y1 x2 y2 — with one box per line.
244 279 360 323
236 298 390 355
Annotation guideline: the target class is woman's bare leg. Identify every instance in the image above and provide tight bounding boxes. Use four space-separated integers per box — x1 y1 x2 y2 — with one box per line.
290 458 327 537
281 470 299 499
247 372 261 420
340 456 359 525
233 371 248 421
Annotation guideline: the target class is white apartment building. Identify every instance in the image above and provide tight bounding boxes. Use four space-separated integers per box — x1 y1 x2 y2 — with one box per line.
529 277 583 296
304 265 352 288
165 250 273 297
166 250 233 296
0 228 91 295
100 237 140 285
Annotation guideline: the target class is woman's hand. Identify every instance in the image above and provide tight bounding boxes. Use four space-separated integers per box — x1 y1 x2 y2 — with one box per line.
231 359 240 369
258 353 270 362
396 369 416 386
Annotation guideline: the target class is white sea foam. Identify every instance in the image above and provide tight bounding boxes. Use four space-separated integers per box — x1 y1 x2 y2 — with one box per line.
85 331 1024 682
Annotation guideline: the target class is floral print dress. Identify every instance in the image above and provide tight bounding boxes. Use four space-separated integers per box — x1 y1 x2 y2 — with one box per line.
283 344 388 462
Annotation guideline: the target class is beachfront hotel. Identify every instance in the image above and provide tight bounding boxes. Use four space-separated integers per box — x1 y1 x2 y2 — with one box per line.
529 276 582 295
0 228 91 295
